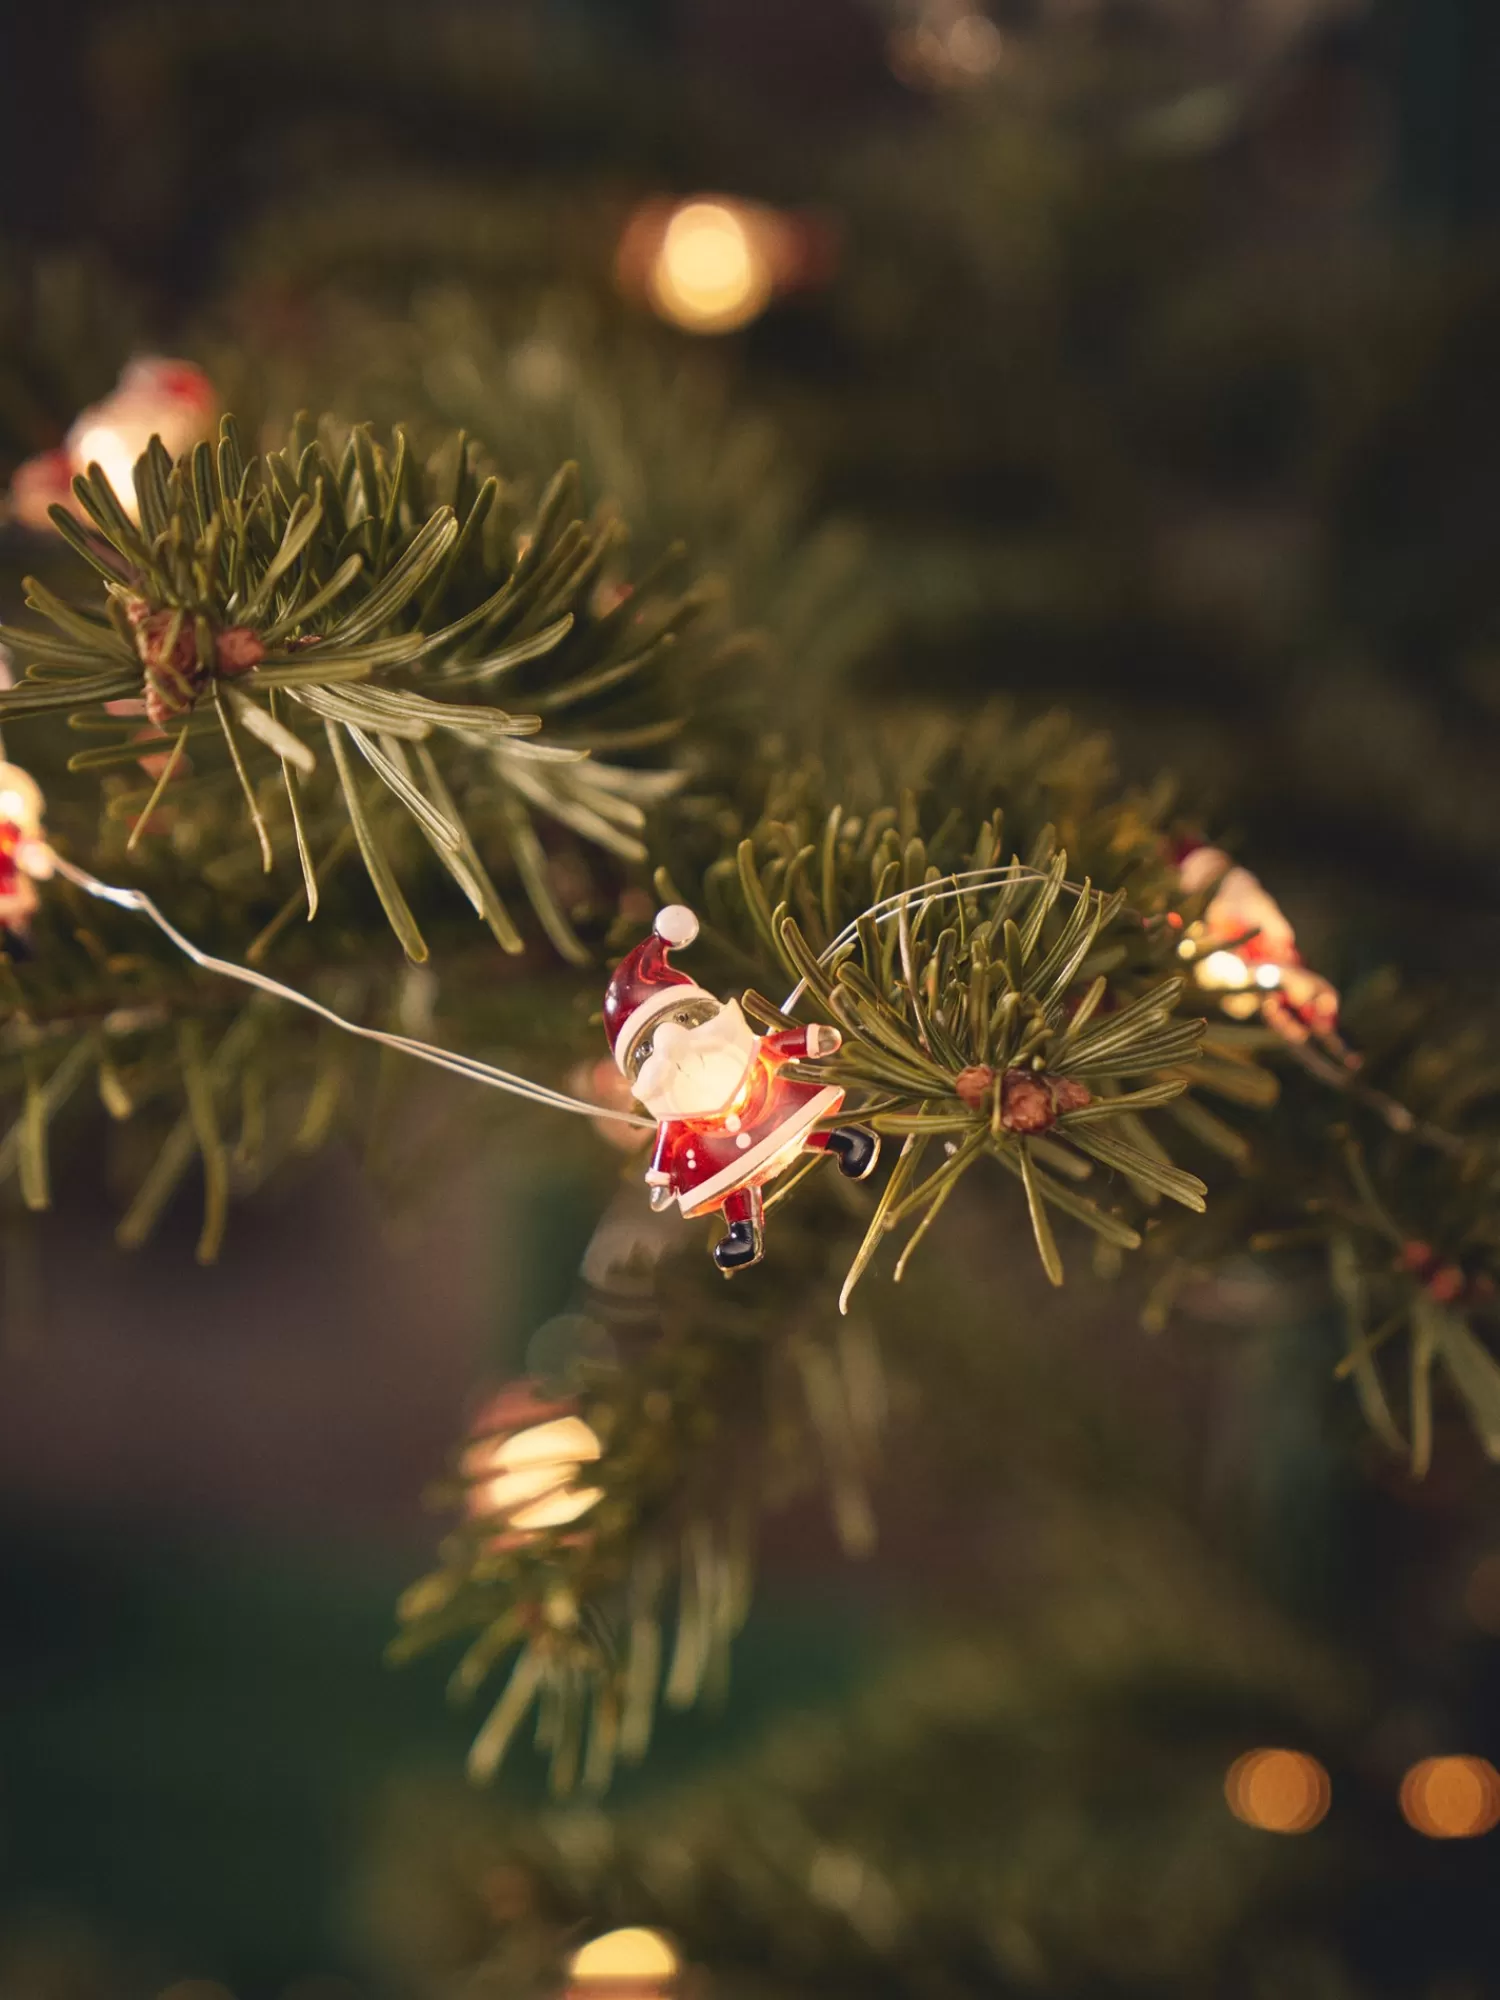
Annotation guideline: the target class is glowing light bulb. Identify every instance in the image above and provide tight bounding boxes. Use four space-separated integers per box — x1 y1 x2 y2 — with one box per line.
567 1927 680 1995
73 421 148 517
1225 1748 1331 1833
0 764 43 836
1399 1756 1500 1838
1195 949 1251 992
648 201 773 334
63 358 218 524
463 1412 604 1538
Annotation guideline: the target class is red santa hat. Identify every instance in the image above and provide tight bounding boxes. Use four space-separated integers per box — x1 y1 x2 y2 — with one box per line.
604 906 710 1073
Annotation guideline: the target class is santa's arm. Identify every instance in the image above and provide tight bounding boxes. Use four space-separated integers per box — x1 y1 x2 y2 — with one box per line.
644 1123 679 1210
762 1023 842 1061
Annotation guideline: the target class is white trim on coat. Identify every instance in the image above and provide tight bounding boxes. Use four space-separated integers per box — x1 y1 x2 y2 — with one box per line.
676 1086 845 1215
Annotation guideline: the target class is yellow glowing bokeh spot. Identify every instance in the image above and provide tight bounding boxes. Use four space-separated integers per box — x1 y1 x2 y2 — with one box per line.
649 201 773 334
1399 1756 1500 1839
567 1927 680 1989
1224 1748 1331 1833
464 1413 604 1534
74 423 148 522
1194 949 1252 992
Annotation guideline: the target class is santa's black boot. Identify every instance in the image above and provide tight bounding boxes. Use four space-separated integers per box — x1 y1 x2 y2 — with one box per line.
825 1126 880 1181
713 1217 764 1275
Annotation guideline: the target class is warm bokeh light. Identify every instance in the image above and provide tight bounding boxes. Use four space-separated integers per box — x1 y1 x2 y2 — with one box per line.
889 4 1008 91
1225 1748 1331 1833
72 422 142 511
650 200 773 334
8 357 217 529
463 1412 604 1533
567 1926 681 1994
0 762 43 836
616 194 833 335
1193 948 1252 991
1399 1756 1500 1839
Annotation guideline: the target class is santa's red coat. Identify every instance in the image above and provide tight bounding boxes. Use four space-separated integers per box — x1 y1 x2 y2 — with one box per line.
0 817 37 929
646 1026 843 1217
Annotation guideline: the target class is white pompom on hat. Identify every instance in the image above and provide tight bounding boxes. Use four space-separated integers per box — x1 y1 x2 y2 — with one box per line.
653 904 699 947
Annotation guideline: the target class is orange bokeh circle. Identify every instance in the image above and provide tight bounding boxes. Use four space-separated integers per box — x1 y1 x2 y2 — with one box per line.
1399 1756 1500 1839
1224 1748 1332 1834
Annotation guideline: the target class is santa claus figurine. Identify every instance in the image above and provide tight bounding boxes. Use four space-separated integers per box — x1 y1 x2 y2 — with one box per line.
1178 844 1341 1047
604 906 880 1274
0 762 53 952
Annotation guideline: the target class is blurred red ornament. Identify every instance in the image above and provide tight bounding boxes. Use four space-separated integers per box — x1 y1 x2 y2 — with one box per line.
0 761 52 941
1177 843 1343 1049
8 448 76 531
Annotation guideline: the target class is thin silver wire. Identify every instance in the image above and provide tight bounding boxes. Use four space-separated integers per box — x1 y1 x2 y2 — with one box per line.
780 863 1096 1011
47 855 1095 1132
47 852 656 1129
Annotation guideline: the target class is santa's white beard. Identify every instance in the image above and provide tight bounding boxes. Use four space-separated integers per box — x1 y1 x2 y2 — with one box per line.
635 1002 757 1119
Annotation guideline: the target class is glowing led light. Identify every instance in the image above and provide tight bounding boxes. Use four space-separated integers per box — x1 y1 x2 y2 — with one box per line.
648 201 773 334
0 764 43 836
1399 1756 1500 1839
1254 963 1282 989
73 422 148 516
567 1926 680 1993
1224 1748 1331 1833
1195 949 1251 992
463 1413 604 1535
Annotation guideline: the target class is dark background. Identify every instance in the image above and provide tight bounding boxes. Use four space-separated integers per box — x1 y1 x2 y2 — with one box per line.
4 4 1500 1996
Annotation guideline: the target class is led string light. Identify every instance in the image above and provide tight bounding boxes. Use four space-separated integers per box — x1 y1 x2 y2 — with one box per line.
42 854 1082 1128
28 844 1471 1167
